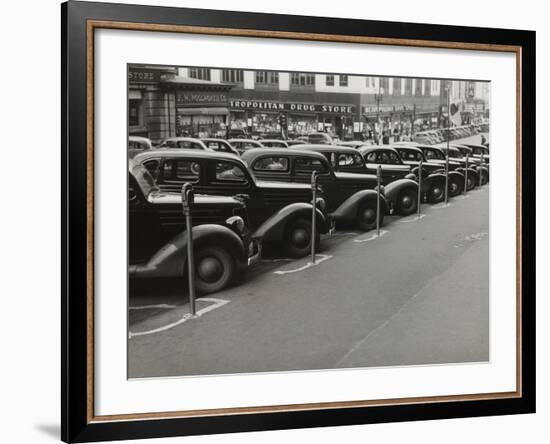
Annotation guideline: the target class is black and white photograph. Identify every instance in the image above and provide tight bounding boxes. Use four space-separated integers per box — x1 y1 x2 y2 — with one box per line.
127 64 491 379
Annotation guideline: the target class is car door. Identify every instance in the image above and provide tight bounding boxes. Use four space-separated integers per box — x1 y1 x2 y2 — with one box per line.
363 150 409 184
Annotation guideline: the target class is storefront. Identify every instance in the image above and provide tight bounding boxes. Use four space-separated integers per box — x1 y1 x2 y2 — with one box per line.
169 83 234 138
228 99 356 139
128 66 177 140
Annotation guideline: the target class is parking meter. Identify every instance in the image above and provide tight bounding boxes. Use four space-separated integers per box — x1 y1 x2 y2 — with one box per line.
181 183 196 316
311 171 317 264
376 165 382 236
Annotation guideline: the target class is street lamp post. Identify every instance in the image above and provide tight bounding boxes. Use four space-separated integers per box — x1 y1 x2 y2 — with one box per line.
374 83 384 144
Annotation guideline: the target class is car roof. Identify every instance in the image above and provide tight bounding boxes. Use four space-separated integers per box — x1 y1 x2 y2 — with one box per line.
201 138 230 143
291 144 360 155
358 145 400 155
228 138 264 144
260 139 288 144
241 148 328 163
129 135 151 142
394 145 423 154
133 148 244 164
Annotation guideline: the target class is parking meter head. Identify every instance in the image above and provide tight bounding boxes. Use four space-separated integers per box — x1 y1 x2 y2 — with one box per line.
181 183 194 208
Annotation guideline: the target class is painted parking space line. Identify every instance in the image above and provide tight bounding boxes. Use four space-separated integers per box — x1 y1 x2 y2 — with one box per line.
129 304 177 310
399 214 427 223
353 230 388 243
274 254 332 275
129 297 229 338
454 231 488 248
260 258 293 263
432 202 452 209
329 231 360 237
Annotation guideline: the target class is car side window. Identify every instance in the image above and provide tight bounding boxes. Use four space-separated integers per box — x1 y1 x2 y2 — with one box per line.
365 152 377 163
294 157 329 174
337 153 364 170
162 159 200 182
142 159 161 181
387 151 401 164
253 156 290 172
215 162 249 184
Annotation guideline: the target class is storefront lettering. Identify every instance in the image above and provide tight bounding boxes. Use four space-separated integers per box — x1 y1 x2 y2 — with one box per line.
230 100 354 114
177 92 228 107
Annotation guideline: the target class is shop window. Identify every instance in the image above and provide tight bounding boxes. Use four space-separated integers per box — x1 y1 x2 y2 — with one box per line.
253 156 290 172
326 75 334 86
291 72 315 87
222 69 243 83
129 99 143 127
162 160 201 182
189 68 211 81
215 162 248 184
339 75 348 87
295 157 329 174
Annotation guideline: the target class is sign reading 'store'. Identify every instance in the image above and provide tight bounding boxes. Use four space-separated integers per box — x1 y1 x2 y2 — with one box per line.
229 100 354 114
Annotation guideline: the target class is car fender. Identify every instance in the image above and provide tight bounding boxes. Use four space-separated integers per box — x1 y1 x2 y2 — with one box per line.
252 202 329 242
384 178 418 207
130 224 246 279
331 189 388 221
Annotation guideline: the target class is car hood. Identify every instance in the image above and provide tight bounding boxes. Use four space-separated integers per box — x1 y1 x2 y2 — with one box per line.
335 171 378 182
256 180 312 191
148 191 245 207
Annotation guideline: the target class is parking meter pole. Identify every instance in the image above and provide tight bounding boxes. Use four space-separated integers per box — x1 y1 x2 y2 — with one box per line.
479 157 483 187
181 183 196 317
311 171 317 264
417 161 422 218
464 156 468 194
376 165 381 237
444 153 449 205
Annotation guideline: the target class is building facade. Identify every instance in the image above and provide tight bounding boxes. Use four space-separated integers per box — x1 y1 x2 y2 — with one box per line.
128 65 490 142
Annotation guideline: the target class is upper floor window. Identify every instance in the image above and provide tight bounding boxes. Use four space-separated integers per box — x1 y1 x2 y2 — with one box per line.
379 77 389 92
189 68 211 81
222 69 243 83
339 75 348 87
255 71 278 85
326 75 335 87
404 78 413 96
392 78 402 95
291 72 315 87
366 77 376 89
415 78 423 96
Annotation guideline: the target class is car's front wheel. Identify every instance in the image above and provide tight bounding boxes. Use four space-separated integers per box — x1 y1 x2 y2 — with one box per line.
448 176 464 197
283 218 319 258
357 201 382 231
428 180 445 203
194 246 235 294
396 188 418 216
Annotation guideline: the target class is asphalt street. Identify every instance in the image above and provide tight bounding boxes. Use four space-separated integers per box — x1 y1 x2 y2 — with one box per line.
128 178 489 379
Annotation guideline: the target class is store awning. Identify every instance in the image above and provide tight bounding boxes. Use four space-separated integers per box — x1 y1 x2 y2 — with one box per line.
177 107 229 116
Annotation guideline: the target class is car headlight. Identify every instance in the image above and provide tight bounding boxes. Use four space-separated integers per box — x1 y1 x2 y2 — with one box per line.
225 216 246 234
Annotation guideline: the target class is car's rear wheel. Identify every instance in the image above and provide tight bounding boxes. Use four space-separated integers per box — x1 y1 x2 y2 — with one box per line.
356 201 382 231
480 170 489 185
428 180 445 203
448 176 464 197
283 218 319 258
396 188 418 216
194 246 235 294
467 173 477 190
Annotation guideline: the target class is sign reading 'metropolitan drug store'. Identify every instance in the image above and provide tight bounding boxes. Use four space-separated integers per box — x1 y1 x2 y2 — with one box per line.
229 99 354 114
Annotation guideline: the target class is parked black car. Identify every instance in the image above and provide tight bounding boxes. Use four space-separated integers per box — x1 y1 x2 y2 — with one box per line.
129 160 255 294
394 145 465 200
200 138 240 156
412 144 479 191
133 149 332 258
440 145 489 185
289 145 419 216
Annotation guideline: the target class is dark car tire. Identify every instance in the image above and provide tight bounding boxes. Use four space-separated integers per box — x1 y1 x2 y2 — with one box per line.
193 246 235 294
427 180 446 203
357 201 382 231
480 170 489 185
283 218 319 259
396 188 418 216
448 177 464 197
467 174 477 191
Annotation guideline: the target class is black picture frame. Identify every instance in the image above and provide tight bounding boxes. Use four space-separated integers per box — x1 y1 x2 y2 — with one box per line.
61 1 536 442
